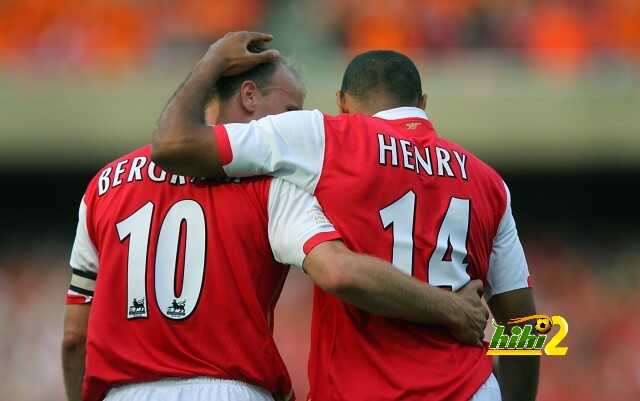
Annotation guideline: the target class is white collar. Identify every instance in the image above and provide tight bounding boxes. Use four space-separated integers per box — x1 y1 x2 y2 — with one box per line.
373 107 428 121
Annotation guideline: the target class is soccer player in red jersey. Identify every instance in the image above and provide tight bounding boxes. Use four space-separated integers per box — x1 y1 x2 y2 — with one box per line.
62 33 490 401
152 32 540 401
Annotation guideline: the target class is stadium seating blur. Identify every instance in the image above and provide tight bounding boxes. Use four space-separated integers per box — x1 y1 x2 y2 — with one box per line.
0 1 638 400
1 0 639 73
0 0 265 72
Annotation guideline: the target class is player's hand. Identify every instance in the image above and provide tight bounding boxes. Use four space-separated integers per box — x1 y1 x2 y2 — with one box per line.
203 31 280 77
449 280 489 346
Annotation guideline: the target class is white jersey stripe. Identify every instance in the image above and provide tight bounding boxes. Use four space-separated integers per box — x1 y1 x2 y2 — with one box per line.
485 182 531 299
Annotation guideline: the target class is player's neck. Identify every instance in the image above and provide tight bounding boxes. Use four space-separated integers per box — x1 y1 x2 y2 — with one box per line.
216 104 252 125
348 100 413 116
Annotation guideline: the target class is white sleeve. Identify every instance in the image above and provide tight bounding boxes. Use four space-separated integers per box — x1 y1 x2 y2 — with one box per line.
215 109 326 194
67 198 99 302
267 178 341 268
485 183 531 299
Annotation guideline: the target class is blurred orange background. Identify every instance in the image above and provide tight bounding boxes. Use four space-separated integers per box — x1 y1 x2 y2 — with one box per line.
0 1 638 400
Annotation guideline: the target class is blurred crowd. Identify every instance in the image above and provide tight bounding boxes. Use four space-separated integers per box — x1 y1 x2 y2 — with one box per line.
324 0 640 73
1 238 639 401
0 0 265 72
1 0 639 74
0 1 638 400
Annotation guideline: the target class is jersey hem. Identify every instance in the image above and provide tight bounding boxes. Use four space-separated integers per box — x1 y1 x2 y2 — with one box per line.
486 281 531 300
302 231 341 255
66 293 93 304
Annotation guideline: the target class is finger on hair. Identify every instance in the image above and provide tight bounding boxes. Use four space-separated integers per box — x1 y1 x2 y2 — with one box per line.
250 49 280 62
244 32 274 42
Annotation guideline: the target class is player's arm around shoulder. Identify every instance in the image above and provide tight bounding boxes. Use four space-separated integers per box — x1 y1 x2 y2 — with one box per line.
266 178 488 345
151 31 279 178
217 109 326 193
303 242 489 346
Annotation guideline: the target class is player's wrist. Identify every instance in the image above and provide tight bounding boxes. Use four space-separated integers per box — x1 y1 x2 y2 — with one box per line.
193 51 227 82
446 294 467 330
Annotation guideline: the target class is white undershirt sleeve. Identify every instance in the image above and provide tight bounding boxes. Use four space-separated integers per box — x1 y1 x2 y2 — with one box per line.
217 109 326 194
267 178 341 268
485 183 531 299
67 198 99 303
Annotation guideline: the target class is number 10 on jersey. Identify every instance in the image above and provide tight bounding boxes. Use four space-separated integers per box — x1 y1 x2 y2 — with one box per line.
117 200 206 320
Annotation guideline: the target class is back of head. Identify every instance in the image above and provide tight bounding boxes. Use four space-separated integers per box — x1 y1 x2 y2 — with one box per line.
340 50 422 111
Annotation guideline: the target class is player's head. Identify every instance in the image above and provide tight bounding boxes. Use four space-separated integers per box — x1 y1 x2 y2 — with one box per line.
337 50 426 115
205 58 305 125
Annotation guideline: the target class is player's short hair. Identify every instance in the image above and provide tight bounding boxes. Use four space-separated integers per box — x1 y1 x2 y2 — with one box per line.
340 50 422 106
209 55 301 105
213 61 280 102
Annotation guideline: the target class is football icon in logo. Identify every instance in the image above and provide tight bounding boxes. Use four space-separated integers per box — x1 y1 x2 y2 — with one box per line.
535 317 553 334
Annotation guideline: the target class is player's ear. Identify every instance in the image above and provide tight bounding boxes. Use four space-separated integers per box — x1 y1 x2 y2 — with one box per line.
336 91 349 114
417 94 427 110
239 80 259 113
204 98 219 126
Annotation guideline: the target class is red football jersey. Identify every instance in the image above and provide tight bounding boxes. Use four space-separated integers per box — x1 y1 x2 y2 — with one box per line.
66 145 340 401
213 107 531 401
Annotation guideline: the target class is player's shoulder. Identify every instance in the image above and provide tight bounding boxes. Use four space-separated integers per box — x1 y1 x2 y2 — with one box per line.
83 145 151 201
218 176 273 192
258 109 327 138
101 144 150 166
265 109 324 125
438 136 506 193
320 110 368 124
275 109 377 136
93 145 151 177
203 176 274 204
242 176 276 201
320 111 379 138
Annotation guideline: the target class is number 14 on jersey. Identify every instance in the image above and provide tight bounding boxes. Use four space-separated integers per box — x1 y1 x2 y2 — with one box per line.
379 191 471 291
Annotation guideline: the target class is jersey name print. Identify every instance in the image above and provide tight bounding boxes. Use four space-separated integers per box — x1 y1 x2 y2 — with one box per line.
96 155 188 196
377 132 468 179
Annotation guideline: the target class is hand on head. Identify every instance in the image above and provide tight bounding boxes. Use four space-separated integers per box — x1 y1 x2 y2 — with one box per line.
204 31 280 77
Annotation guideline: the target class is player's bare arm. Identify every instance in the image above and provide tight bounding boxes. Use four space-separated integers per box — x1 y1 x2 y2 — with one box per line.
62 303 90 401
305 241 489 346
489 288 539 401
152 31 279 177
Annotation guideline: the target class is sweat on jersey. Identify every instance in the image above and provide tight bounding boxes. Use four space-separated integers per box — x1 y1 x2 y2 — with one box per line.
66 145 341 401
211 107 532 401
